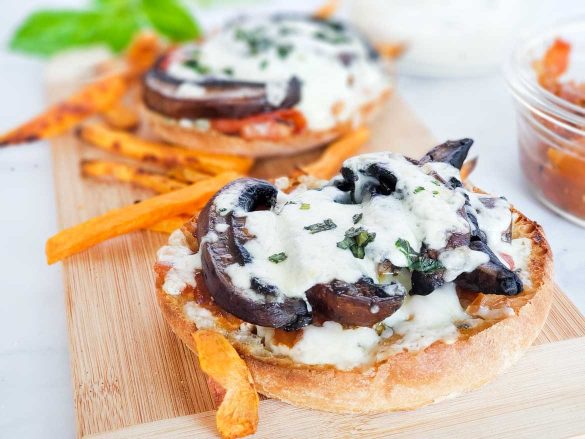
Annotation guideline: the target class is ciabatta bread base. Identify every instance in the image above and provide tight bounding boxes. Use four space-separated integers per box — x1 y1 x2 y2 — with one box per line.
156 208 553 414
143 89 391 158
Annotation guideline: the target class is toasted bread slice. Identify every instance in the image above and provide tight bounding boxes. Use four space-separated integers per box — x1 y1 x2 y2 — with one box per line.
155 205 553 413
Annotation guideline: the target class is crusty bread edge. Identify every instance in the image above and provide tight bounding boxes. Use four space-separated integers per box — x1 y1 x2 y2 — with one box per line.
156 209 553 414
142 89 392 158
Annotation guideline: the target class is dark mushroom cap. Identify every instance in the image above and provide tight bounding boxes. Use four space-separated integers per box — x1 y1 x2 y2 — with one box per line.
306 277 405 327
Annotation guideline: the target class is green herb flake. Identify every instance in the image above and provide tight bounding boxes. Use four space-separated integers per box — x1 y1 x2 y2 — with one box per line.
276 44 294 59
222 67 234 76
337 227 376 259
432 180 441 186
304 219 337 234
352 213 363 224
268 252 287 264
432 190 439 195
414 186 425 194
259 59 269 70
394 238 444 273
184 59 211 75
300 203 311 210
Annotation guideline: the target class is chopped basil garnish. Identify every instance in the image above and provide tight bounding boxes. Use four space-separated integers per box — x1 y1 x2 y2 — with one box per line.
337 227 376 259
300 203 310 210
259 59 269 70
432 190 439 195
222 67 234 76
432 180 441 186
183 59 210 75
395 238 444 273
304 219 337 234
414 186 425 194
352 213 363 224
314 31 350 44
268 252 287 263
235 27 272 55
277 44 293 59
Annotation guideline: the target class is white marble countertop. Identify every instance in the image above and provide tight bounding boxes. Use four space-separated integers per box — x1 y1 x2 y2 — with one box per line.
1 0 584 437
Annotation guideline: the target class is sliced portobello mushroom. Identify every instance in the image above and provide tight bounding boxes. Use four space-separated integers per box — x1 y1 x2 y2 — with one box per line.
419 138 474 170
197 178 312 331
143 57 302 120
305 277 405 326
455 241 523 295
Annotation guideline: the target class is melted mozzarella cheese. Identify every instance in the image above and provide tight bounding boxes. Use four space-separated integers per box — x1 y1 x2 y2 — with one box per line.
156 151 534 369
258 322 380 370
165 16 391 131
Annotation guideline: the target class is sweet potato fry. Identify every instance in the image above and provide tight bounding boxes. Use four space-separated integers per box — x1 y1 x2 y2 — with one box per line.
147 215 191 234
125 31 164 75
81 159 187 193
376 42 406 59
166 167 209 184
301 127 370 179
314 0 339 19
101 102 140 130
0 74 129 146
46 172 238 264
193 330 259 439
460 156 478 181
77 124 254 175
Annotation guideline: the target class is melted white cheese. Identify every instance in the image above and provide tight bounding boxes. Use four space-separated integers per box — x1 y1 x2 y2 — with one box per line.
258 322 380 370
164 16 391 131
156 152 534 369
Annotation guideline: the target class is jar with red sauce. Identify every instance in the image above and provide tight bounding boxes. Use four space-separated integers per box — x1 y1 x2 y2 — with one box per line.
505 19 585 227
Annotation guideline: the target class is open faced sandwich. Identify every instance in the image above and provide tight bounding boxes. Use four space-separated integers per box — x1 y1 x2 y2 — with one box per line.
143 14 392 157
155 139 552 417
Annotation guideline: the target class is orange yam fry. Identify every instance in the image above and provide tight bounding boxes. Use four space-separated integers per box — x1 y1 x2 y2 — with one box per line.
125 31 164 75
0 74 129 146
376 42 406 59
81 159 187 193
460 156 478 181
167 166 210 184
45 172 238 264
193 330 259 439
101 102 140 130
77 124 254 175
314 0 339 19
301 127 370 179
147 215 191 234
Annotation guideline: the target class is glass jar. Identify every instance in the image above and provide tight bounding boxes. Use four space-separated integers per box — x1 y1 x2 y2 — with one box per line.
505 19 585 227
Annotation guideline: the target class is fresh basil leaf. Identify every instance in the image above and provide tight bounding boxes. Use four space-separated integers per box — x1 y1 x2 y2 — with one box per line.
140 0 202 41
304 219 337 234
337 227 375 259
10 10 104 57
268 252 287 263
395 238 443 273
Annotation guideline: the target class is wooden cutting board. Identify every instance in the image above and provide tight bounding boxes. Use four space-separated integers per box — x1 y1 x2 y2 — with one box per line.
48 71 585 437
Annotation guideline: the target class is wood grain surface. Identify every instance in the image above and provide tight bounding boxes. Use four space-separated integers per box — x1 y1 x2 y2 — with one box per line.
48 75 585 437
86 336 585 439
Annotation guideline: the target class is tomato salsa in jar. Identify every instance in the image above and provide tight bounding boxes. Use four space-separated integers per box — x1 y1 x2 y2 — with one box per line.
506 19 585 227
